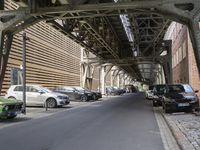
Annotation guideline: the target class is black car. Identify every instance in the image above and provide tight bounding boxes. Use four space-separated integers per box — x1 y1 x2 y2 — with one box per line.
91 90 102 99
152 84 166 106
73 87 95 101
162 84 199 113
125 84 138 93
53 86 92 102
105 86 120 95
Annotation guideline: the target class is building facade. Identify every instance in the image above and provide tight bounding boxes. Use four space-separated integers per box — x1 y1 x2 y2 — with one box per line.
2 0 82 95
165 22 200 97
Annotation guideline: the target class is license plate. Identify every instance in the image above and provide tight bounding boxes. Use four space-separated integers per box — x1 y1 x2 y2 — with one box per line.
178 103 189 107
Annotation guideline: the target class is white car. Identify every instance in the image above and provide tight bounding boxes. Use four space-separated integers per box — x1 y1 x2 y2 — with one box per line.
5 84 70 108
146 90 154 100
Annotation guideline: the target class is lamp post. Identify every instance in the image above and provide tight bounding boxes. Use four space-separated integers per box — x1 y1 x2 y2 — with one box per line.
22 32 27 114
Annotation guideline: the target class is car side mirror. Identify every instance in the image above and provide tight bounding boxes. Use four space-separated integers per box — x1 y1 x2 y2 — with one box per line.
195 90 199 93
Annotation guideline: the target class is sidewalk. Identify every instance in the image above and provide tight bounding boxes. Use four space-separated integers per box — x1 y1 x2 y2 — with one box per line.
162 110 200 150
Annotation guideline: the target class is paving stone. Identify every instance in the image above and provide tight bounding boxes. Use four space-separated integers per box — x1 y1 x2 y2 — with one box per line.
163 111 200 150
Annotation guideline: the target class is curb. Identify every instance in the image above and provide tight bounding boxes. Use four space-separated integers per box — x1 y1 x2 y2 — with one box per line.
161 111 196 150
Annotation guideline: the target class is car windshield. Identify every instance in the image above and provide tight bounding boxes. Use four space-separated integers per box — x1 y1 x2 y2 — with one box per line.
74 87 85 91
183 85 194 93
168 85 193 93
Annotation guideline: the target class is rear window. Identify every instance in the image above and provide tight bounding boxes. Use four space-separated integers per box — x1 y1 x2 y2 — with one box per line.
155 85 166 92
149 85 154 90
167 85 193 93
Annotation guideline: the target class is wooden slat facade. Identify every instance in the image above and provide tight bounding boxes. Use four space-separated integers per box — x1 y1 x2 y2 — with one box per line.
2 0 82 95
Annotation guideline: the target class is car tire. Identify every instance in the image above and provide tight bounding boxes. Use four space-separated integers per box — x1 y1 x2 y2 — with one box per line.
81 95 87 102
165 106 172 114
46 98 57 108
92 94 98 100
153 101 157 107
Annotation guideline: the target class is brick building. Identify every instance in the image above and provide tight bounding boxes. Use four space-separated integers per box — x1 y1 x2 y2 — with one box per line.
165 22 200 97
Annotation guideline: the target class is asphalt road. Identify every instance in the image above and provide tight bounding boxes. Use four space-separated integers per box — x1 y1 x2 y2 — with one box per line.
0 93 164 150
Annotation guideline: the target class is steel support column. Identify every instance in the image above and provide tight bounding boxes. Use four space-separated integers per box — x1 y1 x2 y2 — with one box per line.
100 66 106 95
0 0 4 10
100 64 113 94
162 40 172 84
0 31 13 94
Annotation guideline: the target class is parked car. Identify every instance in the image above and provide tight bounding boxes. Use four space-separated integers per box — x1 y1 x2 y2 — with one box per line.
146 85 155 100
105 86 120 95
0 97 23 119
152 84 166 106
91 90 102 99
5 84 69 108
162 84 199 113
125 84 138 93
53 86 92 101
73 87 93 101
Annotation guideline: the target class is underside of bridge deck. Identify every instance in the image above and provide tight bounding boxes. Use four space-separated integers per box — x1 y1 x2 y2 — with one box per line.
0 0 200 93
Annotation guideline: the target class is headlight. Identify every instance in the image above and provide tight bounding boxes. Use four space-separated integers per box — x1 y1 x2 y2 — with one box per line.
190 98 198 103
3 105 9 111
153 95 159 99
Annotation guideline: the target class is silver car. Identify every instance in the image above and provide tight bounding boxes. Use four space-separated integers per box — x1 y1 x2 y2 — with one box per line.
5 84 69 108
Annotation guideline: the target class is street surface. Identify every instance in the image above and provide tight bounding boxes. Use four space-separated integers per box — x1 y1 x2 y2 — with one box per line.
0 93 165 150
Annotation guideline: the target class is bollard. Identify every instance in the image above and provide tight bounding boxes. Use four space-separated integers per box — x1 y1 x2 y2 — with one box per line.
45 101 48 111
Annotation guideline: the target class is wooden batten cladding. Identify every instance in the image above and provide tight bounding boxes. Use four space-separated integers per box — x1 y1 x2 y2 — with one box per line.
2 0 82 95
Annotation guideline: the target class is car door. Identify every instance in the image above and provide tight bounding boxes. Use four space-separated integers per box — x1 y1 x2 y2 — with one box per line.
26 86 42 106
63 88 75 100
12 86 23 100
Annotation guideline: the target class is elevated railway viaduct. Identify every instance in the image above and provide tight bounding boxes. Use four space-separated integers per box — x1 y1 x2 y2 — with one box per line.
0 0 200 94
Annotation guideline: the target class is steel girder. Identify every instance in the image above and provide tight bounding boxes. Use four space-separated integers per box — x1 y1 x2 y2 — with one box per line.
0 31 13 92
0 0 200 89
46 17 140 79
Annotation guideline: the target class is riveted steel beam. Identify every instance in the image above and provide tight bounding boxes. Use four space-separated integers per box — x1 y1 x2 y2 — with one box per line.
0 0 200 86
0 31 13 94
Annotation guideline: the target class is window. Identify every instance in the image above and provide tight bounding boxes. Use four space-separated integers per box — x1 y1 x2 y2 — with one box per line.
27 86 38 92
176 50 179 64
11 68 22 85
14 86 23 91
178 46 182 62
182 40 187 58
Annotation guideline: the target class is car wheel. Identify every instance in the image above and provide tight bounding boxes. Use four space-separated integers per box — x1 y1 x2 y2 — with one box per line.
92 94 98 100
165 106 172 114
81 95 87 102
46 98 57 108
153 101 157 107
8 96 16 99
